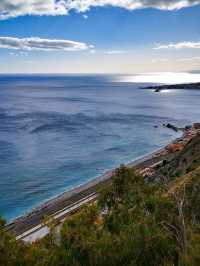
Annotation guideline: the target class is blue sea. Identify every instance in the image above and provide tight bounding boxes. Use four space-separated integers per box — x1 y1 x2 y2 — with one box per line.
0 74 200 221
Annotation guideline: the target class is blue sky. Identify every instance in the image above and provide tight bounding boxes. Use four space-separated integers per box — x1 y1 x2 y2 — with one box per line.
0 1 200 73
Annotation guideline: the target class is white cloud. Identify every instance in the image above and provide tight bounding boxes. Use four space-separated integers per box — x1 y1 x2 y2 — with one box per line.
155 42 200 50
89 49 96 54
0 36 93 51
106 50 126 54
151 56 200 63
151 58 168 63
0 0 68 20
0 0 200 20
178 56 200 61
19 51 28 56
9 51 28 56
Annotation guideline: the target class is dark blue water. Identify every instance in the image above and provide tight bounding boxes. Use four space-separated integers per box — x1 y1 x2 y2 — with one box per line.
0 74 199 221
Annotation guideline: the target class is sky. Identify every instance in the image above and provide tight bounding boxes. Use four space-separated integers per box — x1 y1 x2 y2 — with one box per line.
0 0 200 74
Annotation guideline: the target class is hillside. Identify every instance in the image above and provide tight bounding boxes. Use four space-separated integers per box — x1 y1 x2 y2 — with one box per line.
155 133 200 180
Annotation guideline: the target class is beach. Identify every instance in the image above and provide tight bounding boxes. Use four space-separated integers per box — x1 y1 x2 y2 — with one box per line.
6 121 200 242
1 76 200 241
5 136 180 239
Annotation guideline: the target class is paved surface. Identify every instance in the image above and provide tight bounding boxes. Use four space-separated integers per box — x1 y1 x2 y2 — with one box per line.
16 193 98 243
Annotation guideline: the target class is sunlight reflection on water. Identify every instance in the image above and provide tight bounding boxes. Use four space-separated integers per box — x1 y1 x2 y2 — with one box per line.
117 72 200 84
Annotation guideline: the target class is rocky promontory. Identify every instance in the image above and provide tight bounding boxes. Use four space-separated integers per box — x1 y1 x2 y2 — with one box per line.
143 82 200 92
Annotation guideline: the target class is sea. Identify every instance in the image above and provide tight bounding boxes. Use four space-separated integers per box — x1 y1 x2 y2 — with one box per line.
0 73 200 221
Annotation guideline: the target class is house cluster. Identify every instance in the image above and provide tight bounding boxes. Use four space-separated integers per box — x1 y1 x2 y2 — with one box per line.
140 167 155 178
165 123 200 154
139 123 200 178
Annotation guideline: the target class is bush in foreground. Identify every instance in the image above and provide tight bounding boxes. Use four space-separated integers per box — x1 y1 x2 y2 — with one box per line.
1 166 200 266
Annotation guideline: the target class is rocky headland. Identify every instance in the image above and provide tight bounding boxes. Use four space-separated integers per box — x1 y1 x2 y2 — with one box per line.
143 82 200 92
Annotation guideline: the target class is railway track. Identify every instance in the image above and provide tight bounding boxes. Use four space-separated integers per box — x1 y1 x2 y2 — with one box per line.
15 192 98 242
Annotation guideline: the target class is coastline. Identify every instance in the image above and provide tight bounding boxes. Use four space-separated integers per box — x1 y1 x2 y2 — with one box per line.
7 118 200 241
5 134 181 238
11 116 200 240
142 82 200 91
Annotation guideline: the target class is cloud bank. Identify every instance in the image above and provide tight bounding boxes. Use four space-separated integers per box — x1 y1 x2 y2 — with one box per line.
155 41 200 49
106 50 126 54
179 56 200 61
0 37 92 51
0 0 200 20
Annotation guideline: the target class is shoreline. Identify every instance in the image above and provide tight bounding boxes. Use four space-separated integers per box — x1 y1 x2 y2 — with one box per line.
5 134 180 237
10 119 200 240
6 144 170 224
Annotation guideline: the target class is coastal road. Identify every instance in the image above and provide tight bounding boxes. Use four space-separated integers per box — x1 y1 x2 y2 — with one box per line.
5 148 162 243
16 192 98 243
5 175 113 238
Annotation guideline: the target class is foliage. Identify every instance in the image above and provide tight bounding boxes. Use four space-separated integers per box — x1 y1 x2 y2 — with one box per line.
157 134 200 181
1 163 200 265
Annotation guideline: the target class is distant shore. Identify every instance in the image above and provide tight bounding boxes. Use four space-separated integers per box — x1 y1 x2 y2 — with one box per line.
142 82 200 92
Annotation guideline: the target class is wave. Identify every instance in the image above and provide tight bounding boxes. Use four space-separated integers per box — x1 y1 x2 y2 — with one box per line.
0 141 18 161
0 111 184 135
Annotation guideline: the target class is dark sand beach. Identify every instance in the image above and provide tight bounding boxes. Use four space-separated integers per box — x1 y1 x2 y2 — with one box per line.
6 92 200 240
7 118 200 239
5 143 173 237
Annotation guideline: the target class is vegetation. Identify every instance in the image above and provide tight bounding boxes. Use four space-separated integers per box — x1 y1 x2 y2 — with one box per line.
1 136 200 265
157 133 200 180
